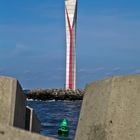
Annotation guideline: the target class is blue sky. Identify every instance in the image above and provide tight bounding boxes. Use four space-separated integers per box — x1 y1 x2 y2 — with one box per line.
0 0 140 89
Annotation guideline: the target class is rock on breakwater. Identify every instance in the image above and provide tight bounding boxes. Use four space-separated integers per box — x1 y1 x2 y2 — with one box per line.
26 88 85 101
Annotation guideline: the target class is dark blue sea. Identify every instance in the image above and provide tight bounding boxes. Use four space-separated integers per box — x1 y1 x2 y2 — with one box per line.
27 100 82 140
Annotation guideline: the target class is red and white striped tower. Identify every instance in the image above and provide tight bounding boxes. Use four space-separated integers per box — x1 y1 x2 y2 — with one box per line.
65 0 77 90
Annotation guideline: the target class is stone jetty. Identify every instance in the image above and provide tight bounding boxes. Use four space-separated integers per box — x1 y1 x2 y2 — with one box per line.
0 76 56 140
26 88 85 100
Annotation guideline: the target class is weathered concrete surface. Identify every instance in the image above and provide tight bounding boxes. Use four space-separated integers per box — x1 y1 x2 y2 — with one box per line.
0 76 26 129
25 106 41 133
0 124 56 140
75 75 140 140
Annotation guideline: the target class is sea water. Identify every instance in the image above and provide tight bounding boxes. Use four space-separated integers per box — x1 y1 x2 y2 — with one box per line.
27 100 82 140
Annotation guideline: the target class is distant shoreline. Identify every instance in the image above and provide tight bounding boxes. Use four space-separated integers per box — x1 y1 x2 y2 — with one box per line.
25 88 85 101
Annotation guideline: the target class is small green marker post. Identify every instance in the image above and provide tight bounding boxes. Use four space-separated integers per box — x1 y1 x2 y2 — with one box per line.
58 118 69 137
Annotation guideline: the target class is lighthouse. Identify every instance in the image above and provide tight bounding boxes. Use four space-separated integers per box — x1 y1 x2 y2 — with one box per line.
65 0 77 90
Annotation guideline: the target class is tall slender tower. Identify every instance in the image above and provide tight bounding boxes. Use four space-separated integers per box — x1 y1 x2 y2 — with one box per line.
65 0 77 90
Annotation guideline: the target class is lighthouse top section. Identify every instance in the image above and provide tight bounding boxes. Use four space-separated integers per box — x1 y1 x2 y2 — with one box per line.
65 0 77 27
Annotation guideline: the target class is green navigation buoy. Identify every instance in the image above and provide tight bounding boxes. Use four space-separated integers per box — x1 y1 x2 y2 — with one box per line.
58 118 69 137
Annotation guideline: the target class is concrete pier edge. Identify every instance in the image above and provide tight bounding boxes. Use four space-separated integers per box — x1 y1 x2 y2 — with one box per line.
75 74 140 140
0 76 55 140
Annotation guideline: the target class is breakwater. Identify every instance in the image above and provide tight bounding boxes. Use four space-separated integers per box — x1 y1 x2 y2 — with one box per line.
0 76 55 140
1 74 140 140
26 88 85 101
76 74 140 140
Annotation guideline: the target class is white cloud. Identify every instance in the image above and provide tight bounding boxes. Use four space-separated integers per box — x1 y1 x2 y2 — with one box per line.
79 67 104 74
0 68 5 74
112 67 121 72
133 69 140 74
105 72 112 76
10 43 31 56
78 8 140 49
23 70 31 74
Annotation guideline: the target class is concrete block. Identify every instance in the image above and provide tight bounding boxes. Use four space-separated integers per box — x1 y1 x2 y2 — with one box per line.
0 76 26 129
25 106 41 133
0 124 56 140
75 75 140 140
